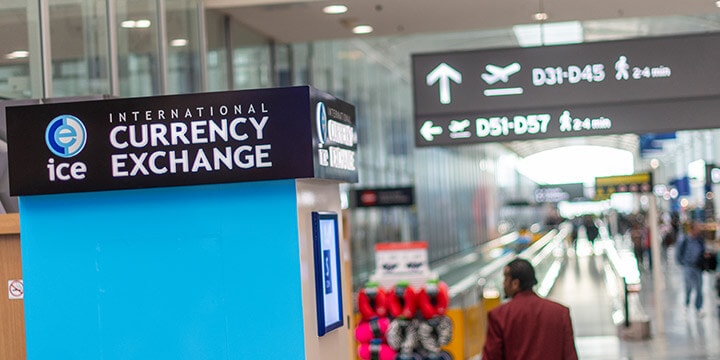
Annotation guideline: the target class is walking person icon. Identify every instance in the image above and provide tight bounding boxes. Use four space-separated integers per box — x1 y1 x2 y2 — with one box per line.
615 56 630 80
559 110 572 132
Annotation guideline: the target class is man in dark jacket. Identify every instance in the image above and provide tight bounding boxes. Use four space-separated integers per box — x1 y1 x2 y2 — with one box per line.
676 221 708 317
482 258 578 360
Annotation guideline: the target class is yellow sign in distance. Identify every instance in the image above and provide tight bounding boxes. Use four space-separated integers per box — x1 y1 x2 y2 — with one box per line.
594 172 653 200
595 173 652 187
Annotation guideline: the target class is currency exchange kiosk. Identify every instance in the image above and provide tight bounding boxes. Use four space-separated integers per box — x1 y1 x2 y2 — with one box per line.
5 86 357 359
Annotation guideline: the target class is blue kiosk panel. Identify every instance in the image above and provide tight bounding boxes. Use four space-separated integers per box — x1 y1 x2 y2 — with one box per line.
20 180 305 359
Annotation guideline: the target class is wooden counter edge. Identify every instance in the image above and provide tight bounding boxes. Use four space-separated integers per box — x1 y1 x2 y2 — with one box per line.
0 213 20 235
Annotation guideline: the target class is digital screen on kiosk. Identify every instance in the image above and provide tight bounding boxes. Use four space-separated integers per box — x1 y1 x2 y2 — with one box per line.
311 211 344 336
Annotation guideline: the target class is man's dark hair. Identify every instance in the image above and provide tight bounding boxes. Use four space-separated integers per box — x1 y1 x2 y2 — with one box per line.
506 258 538 291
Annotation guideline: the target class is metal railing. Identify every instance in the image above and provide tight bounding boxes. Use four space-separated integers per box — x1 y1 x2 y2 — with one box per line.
432 231 519 279
603 237 643 328
448 226 570 308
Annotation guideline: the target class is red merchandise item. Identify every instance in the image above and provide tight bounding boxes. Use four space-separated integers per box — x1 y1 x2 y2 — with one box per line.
358 284 388 320
358 341 396 360
387 282 417 319
417 280 449 319
355 317 391 343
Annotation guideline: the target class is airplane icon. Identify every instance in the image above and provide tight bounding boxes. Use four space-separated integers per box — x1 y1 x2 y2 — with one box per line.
481 62 521 84
448 119 470 133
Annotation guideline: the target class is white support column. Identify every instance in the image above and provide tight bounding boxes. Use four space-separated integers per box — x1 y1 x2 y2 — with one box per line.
196 1 208 92
648 195 664 334
106 0 120 96
156 0 168 93
28 0 52 98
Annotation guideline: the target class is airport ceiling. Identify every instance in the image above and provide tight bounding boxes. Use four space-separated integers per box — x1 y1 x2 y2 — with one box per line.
206 0 719 158
206 0 719 43
1 1 717 158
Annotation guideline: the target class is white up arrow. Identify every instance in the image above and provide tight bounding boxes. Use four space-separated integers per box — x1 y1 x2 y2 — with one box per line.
420 120 443 141
426 63 462 105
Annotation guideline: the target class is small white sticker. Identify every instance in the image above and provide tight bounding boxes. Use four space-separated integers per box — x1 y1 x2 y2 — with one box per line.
8 279 23 300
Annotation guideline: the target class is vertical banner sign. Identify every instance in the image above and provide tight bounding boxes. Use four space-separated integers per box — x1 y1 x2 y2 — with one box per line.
312 90 358 182
412 32 720 146
6 86 357 196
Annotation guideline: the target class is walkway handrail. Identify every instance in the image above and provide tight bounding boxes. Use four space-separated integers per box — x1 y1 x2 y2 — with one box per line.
524 228 565 265
480 231 522 251
448 227 567 305
525 227 568 297
480 229 559 280
604 238 642 328
433 231 518 279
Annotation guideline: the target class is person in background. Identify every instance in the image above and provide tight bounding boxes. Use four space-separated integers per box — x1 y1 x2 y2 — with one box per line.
675 220 709 317
630 215 649 270
583 214 600 250
482 258 578 360
659 213 675 262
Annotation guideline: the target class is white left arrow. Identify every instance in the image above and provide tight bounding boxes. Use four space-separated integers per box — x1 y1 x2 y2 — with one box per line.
426 63 462 105
420 120 443 141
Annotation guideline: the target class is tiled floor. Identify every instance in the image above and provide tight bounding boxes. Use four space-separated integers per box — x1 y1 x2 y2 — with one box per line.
550 238 720 359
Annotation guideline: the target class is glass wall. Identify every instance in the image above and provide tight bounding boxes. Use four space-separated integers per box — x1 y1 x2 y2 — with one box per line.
166 0 203 94
288 39 422 285
0 0 209 99
115 0 160 96
204 9 272 92
0 1 32 99
285 37 535 287
204 10 231 92
49 0 110 97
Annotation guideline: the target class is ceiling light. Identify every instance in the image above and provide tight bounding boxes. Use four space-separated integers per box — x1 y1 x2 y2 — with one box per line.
323 5 348 14
352 25 373 34
5 50 29 59
533 12 549 21
121 19 151 28
716 0 720 7
513 21 584 47
170 38 188 47
338 50 364 60
135 20 151 28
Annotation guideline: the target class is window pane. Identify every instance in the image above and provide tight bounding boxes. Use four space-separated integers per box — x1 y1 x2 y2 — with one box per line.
166 0 202 94
230 21 271 89
204 9 229 91
0 1 31 99
116 0 160 96
204 11 271 91
49 0 110 97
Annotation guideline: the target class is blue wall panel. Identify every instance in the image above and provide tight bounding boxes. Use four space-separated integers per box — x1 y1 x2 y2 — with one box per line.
20 180 305 359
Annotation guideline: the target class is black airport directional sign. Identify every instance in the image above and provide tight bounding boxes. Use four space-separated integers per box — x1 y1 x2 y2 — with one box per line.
412 32 720 147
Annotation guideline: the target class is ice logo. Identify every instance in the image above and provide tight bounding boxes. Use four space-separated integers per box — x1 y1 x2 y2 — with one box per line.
316 102 328 145
45 115 87 158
